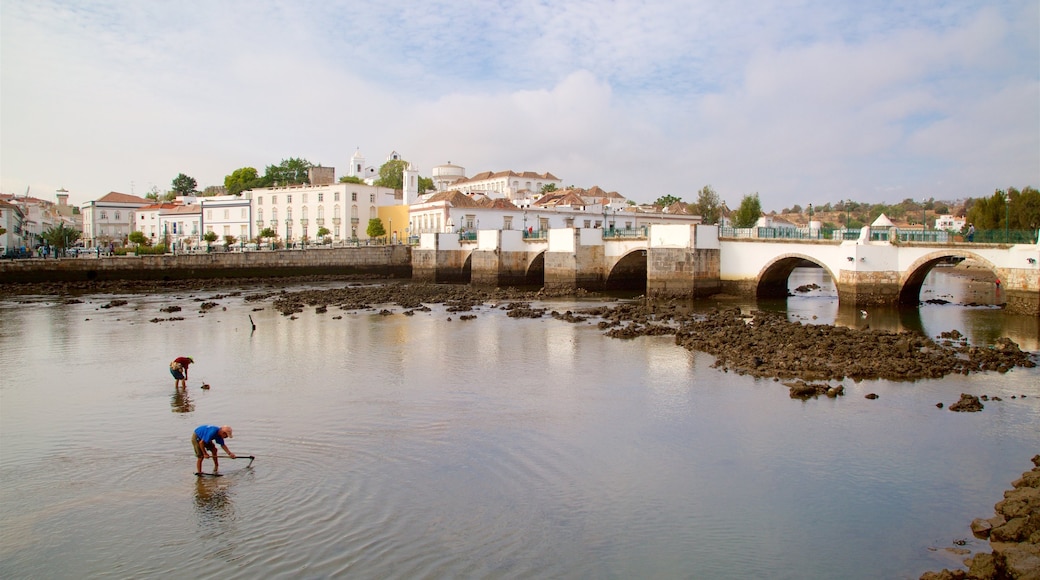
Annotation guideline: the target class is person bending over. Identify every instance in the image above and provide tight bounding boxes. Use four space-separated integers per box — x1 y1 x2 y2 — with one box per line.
170 356 194 388
192 424 235 475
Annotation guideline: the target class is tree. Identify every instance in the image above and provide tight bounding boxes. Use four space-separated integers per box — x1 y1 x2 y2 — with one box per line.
224 235 237 248
259 227 277 245
339 175 364 184
40 222 81 254
375 159 408 189
541 183 558 194
202 231 218 250
653 194 682 207
367 218 386 241
695 185 722 225
418 176 434 193
128 231 149 247
171 173 198 197
732 193 763 228
224 167 260 196
262 158 313 186
317 226 330 243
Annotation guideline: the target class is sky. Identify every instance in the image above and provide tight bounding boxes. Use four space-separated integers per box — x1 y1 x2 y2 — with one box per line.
2 0 1038 211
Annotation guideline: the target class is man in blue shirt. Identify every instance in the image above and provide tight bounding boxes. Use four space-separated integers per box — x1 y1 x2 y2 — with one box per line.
192 424 235 475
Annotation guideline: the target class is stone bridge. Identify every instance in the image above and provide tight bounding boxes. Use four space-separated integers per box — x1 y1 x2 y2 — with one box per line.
413 225 1040 316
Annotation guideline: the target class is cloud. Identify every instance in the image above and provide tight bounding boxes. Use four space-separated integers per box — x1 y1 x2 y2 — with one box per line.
1 0 1036 211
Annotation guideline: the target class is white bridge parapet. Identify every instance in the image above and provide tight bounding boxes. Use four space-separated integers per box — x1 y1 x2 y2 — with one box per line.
415 225 1039 315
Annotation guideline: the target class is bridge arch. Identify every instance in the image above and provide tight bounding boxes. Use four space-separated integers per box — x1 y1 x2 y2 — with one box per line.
605 249 648 290
756 253 840 299
524 250 546 286
899 250 999 305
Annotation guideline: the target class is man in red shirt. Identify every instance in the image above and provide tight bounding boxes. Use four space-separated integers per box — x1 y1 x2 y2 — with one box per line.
170 356 194 388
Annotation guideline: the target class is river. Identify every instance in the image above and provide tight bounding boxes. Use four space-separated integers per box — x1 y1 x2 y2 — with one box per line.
0 268 1037 579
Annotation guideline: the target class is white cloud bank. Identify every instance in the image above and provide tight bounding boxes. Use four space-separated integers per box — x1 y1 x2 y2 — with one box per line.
2 0 1036 210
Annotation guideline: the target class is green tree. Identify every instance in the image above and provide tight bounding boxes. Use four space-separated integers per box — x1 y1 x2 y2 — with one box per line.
653 194 682 207
732 193 763 228
171 173 198 197
695 185 722 225
339 175 364 184
259 227 277 246
128 231 149 247
224 235 237 247
418 176 434 193
316 226 330 243
202 231 218 250
40 222 81 254
1012 186 1040 230
541 183 558 194
262 158 313 186
367 218 386 240
375 159 408 189
224 167 261 196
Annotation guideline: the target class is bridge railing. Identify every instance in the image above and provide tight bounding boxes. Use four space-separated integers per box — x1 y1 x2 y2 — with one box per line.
720 226 856 240
602 226 648 240
971 229 1039 244
459 232 477 242
522 229 548 240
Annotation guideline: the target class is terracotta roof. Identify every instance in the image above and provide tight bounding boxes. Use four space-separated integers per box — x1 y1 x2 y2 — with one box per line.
162 204 201 215
424 190 486 208
97 192 151 204
451 170 560 187
487 198 520 210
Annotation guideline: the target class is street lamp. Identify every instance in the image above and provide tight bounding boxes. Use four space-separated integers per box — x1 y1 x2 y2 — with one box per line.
922 199 927 232
523 210 528 237
1005 193 1010 243
845 200 851 233
389 217 393 244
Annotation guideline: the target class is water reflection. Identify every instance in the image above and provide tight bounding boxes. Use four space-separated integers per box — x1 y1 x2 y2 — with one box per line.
171 388 195 413
193 477 236 533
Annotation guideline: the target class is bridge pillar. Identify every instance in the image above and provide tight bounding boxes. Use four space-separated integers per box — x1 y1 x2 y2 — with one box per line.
1001 261 1040 317
837 270 901 308
646 225 721 297
544 229 605 291
470 230 536 286
413 233 470 283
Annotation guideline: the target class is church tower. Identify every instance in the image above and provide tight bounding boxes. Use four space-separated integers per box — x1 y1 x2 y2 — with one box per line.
403 162 420 205
348 148 365 178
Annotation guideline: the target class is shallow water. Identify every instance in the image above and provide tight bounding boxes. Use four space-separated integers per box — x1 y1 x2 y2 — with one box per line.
0 271 1037 579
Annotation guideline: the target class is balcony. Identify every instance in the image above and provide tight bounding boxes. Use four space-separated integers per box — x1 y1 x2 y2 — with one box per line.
332 218 341 225
316 218 325 226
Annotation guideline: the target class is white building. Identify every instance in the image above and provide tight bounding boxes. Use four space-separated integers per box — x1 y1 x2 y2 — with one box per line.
252 180 401 243
0 200 26 252
80 192 151 247
935 214 966 232
434 168 562 202
159 204 202 250
133 203 180 244
201 195 253 245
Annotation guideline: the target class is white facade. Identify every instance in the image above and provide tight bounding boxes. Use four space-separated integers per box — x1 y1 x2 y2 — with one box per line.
935 214 966 232
252 181 401 243
158 205 202 250
201 195 253 244
446 170 562 201
0 201 25 251
80 192 151 247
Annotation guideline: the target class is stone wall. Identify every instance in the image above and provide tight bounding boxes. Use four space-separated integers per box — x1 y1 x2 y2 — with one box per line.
647 247 721 297
0 246 411 284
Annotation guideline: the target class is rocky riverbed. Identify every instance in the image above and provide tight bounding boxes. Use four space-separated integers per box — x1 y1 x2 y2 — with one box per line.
921 455 1040 580
263 282 1037 388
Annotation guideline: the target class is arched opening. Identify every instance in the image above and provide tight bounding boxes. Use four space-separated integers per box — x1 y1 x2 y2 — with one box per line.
901 255 1000 306
757 257 836 299
525 252 545 287
605 250 648 291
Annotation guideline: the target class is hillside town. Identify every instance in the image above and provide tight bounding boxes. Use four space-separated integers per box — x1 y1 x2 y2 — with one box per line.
0 149 1005 257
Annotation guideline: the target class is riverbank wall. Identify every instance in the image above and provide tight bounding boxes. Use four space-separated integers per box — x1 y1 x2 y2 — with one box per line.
0 246 412 284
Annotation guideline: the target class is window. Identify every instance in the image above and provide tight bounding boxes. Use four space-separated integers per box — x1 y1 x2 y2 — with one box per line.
351 192 357 202
207 210 213 220
318 206 325 219
287 194 292 203
241 208 247 219
223 209 229 219
100 211 107 220
317 193 323 202
504 216 513 230
114 211 121 220
272 196 277 204
258 196 263 205
257 209 264 221
302 206 308 220
287 208 293 220
334 192 340 202
223 226 230 236
303 194 308 204
369 194 375 203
